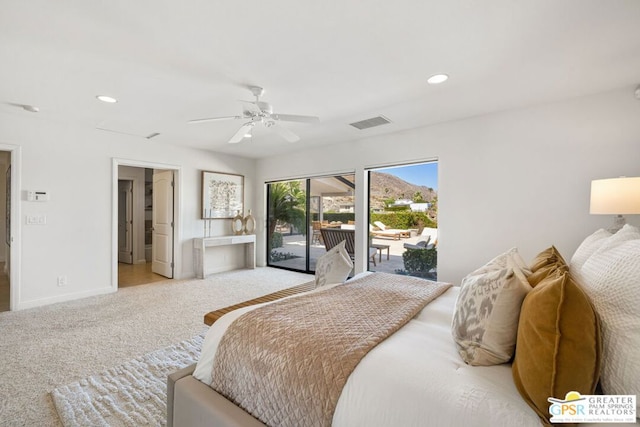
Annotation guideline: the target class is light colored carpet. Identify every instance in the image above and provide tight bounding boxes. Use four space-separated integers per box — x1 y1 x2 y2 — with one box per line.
0 267 312 426
52 334 203 426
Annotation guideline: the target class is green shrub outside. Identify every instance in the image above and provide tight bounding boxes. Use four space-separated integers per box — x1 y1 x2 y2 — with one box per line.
308 211 436 229
370 211 436 229
384 205 410 212
402 247 437 280
271 232 283 248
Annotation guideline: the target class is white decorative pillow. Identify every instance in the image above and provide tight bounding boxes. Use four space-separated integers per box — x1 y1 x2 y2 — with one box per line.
587 224 640 264
452 251 532 365
579 238 640 414
469 247 531 277
315 240 353 288
569 228 611 274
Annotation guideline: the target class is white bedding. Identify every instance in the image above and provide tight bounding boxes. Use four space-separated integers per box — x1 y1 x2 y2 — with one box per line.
194 278 619 426
332 286 540 427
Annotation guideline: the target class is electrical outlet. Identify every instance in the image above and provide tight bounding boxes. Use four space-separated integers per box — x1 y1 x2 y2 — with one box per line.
57 276 67 287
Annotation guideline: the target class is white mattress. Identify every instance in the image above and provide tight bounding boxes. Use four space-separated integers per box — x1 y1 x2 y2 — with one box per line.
194 279 629 426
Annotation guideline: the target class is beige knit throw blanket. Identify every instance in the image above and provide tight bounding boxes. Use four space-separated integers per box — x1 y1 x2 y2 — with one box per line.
211 272 452 427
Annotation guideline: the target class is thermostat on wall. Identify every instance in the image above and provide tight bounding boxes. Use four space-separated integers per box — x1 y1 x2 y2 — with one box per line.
27 191 49 201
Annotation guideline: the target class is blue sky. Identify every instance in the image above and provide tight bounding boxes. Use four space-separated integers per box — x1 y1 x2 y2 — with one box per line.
377 162 438 190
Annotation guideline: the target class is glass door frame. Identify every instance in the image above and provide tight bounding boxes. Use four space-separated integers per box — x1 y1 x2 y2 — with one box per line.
266 173 355 274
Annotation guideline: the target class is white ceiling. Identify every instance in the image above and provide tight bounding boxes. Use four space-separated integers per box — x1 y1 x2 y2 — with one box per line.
1 0 639 159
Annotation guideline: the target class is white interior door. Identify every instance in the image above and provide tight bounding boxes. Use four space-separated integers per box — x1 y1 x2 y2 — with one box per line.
152 170 174 278
117 180 133 264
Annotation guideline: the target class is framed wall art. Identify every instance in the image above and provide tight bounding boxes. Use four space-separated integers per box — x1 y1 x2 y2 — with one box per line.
201 171 244 219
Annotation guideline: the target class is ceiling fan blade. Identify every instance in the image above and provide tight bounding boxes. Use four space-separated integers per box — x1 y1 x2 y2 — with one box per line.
188 115 241 124
240 101 263 115
271 113 319 123
228 123 254 144
272 124 300 143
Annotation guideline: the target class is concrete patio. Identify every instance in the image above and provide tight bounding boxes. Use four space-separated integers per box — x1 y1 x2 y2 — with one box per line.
270 231 432 275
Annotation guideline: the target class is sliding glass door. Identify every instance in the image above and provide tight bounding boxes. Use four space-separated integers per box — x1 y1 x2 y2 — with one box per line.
266 179 307 271
267 174 355 273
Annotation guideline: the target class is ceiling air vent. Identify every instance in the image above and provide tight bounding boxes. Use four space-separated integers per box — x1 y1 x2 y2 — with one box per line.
349 115 392 130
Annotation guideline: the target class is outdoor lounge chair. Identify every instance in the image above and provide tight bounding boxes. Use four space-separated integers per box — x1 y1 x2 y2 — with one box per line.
373 221 411 239
321 228 378 266
403 236 432 250
403 227 437 250
369 224 402 240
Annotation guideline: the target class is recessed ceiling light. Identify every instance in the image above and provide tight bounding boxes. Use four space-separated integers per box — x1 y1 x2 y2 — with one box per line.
427 74 449 85
96 95 117 103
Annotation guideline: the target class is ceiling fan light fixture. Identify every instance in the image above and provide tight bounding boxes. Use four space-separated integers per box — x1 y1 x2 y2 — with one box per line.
96 95 118 103
427 74 449 85
192 85 317 144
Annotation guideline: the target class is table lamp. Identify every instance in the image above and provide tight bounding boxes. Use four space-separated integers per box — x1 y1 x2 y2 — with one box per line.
590 177 640 232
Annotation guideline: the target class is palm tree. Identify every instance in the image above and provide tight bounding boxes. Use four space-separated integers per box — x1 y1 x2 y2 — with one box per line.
412 191 425 203
268 181 306 254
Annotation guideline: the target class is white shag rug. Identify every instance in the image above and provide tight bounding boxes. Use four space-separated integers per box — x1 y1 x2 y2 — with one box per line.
51 334 204 427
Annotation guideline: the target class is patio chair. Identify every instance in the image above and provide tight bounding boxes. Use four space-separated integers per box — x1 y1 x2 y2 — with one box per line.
311 221 323 244
321 228 377 266
420 227 438 245
373 221 411 238
403 236 431 250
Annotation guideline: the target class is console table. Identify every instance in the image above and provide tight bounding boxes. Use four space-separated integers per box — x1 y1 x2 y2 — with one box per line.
193 235 256 279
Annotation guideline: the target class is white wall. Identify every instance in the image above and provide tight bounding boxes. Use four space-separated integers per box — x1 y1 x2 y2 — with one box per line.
2 86 638 309
256 87 640 286
0 115 255 310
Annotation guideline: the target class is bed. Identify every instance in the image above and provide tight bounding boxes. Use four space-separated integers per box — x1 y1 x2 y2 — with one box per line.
168 227 640 427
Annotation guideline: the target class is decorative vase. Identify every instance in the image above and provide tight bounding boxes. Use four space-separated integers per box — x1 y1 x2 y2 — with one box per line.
243 209 256 234
231 210 244 235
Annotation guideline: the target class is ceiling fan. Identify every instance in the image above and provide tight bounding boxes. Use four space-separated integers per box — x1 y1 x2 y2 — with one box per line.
188 86 319 144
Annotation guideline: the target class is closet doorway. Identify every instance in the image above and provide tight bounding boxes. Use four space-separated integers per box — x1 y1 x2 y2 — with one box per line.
0 144 19 312
115 162 178 288
0 151 11 311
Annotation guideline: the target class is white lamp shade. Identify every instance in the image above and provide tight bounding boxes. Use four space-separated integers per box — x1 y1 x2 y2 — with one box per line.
590 177 640 215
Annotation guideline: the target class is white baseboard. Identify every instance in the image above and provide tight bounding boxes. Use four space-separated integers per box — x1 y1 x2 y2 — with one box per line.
16 286 116 311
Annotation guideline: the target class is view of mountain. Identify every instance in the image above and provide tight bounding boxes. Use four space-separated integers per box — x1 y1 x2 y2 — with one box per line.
319 172 437 213
369 172 437 210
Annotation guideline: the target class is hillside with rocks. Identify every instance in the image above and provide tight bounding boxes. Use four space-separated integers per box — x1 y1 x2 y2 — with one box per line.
369 172 436 210
320 172 437 213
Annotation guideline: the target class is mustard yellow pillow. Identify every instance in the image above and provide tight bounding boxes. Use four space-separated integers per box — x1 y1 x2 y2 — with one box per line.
512 272 601 424
527 246 568 287
526 262 567 287
529 246 566 273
